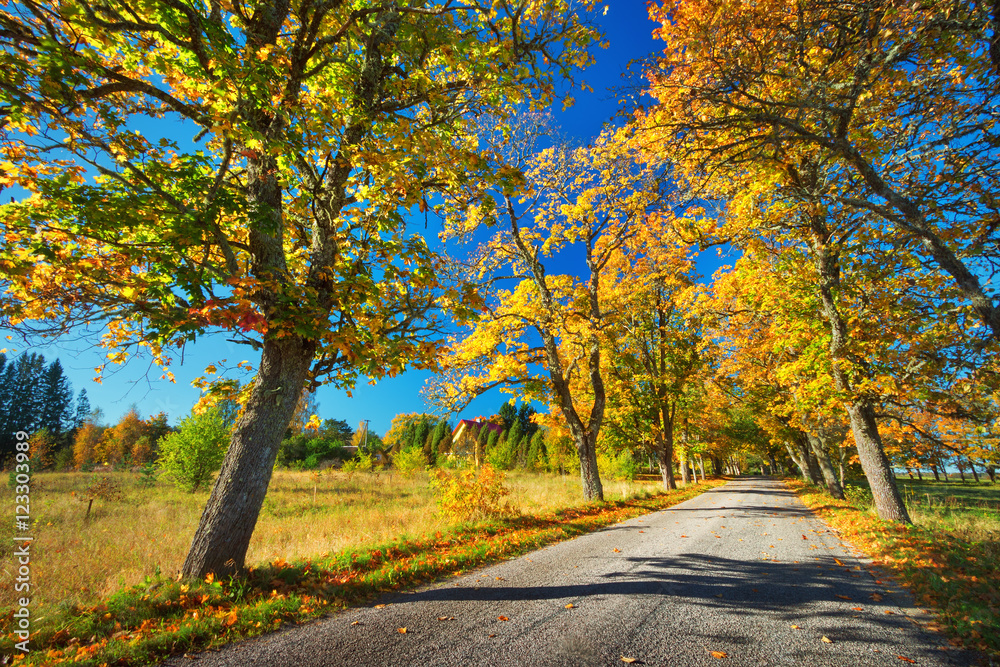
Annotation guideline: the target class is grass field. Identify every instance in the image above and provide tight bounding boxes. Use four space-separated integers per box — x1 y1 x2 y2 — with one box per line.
793 476 1000 661
0 468 659 612
0 469 721 666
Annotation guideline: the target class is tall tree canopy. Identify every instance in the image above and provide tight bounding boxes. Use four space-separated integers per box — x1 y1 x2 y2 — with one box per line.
0 0 603 577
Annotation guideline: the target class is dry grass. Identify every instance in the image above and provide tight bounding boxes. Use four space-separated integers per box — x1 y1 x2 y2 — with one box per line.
0 468 666 611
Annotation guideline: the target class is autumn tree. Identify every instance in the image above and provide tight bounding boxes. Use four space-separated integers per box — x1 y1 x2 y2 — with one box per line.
0 1 601 577
428 127 669 500
639 0 1000 340
600 222 700 490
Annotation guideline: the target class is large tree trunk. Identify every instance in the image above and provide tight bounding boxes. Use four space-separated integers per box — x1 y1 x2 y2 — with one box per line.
768 452 779 476
807 212 910 523
182 336 315 578
577 433 603 501
803 432 845 499
845 401 910 523
655 433 676 490
679 449 691 484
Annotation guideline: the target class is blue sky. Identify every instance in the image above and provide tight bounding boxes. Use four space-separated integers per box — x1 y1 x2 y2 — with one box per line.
3 2 732 436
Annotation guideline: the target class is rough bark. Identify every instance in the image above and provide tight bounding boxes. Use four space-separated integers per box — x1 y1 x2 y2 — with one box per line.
785 440 813 482
803 432 845 499
768 452 779 475
845 401 910 522
679 450 691 484
807 212 910 523
712 456 723 476
182 336 315 578
655 432 677 490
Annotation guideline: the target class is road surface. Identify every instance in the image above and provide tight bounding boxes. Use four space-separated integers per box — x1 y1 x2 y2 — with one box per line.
164 477 974 666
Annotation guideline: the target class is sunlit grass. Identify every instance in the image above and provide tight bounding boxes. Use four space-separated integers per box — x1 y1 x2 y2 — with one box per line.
791 478 1000 660
0 472 721 667
0 468 664 611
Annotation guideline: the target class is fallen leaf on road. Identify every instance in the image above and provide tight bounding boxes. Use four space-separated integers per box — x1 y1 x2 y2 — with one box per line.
790 625 801 630
870 593 883 601
897 657 916 663
565 603 575 609
613 548 621 553
498 616 509 621
821 636 833 643
375 604 386 609
851 607 863 612
350 621 361 626
709 650 728 659
680 535 688 538
638 530 644 533
437 616 455 621
802 535 808 540
834 558 845 566
621 657 639 664
715 594 724 598
488 634 496 638
884 610 895 615
398 628 407 634
835 595 852 600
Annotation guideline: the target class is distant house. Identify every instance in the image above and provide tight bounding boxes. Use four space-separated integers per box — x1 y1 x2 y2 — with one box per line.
451 418 504 443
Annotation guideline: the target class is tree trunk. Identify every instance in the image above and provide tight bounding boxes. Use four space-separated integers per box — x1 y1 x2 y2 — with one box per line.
803 432 844 499
986 466 996 484
930 463 940 481
577 433 603 501
806 448 823 485
916 468 923 481
182 336 315 578
785 441 813 483
698 455 706 482
679 450 691 484
958 459 967 483
969 460 980 483
655 433 676 490
807 213 910 523
838 446 845 487
712 456 722 476
768 452 779 476
845 402 910 523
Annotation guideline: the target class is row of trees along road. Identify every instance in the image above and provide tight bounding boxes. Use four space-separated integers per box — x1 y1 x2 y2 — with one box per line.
636 0 1000 521
3 0 998 578
0 1 605 578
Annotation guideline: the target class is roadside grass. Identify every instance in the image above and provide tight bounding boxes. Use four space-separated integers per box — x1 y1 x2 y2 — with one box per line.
0 469 654 611
1 470 723 666
789 478 1000 661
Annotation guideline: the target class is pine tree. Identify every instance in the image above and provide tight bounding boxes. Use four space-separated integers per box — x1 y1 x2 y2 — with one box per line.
73 389 91 428
41 359 74 440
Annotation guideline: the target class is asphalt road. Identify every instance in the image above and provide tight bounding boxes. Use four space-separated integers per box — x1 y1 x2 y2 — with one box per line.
164 477 975 666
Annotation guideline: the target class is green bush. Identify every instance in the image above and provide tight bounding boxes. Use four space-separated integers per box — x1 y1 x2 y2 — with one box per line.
393 447 429 474
341 451 381 474
598 449 638 481
430 464 516 522
277 433 347 469
157 407 230 492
